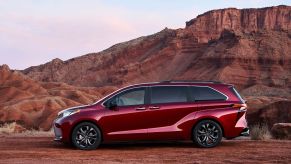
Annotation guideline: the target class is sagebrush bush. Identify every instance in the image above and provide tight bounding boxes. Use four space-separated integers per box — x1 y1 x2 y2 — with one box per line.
0 122 53 136
0 122 16 134
250 123 272 140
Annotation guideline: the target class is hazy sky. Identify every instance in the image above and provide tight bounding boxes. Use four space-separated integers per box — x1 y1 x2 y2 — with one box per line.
0 0 289 69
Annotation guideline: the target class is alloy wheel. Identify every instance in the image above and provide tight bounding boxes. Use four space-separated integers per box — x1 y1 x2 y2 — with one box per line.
72 122 101 150
193 120 222 148
75 125 98 148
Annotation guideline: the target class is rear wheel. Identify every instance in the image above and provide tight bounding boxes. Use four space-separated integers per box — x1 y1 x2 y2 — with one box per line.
72 122 101 150
192 120 222 148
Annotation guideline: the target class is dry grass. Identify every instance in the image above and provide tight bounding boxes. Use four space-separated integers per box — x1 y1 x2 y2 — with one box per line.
16 129 54 137
0 122 53 137
250 123 272 140
0 122 17 134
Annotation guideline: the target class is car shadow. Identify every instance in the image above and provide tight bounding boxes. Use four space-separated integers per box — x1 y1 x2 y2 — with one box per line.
52 140 238 150
100 141 195 149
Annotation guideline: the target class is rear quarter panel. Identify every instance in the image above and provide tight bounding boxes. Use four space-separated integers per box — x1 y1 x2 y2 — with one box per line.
177 101 243 139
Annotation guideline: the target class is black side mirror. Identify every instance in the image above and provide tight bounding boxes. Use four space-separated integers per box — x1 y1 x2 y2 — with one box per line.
106 99 117 110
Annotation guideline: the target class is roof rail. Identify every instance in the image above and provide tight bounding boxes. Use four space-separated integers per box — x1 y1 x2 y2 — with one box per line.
160 80 223 84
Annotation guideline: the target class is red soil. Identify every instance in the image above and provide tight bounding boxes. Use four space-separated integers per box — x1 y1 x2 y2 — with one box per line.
0 136 290 164
1 5 291 132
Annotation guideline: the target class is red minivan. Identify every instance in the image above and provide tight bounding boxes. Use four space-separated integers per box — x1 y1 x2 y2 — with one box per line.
54 81 249 150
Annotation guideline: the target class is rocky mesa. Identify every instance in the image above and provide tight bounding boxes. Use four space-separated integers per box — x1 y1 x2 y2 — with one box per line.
22 5 291 90
0 5 290 130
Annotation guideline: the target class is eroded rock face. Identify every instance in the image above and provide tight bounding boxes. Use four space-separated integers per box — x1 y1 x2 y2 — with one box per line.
271 123 291 139
0 66 111 130
22 6 291 92
185 5 290 42
1 6 290 131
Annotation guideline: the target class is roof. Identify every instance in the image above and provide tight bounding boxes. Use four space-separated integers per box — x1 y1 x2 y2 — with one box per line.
127 80 232 88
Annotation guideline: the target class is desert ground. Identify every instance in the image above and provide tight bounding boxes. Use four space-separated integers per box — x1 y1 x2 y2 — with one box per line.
0 136 290 164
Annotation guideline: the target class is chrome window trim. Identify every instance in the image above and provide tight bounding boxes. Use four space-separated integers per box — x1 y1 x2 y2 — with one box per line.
100 84 229 107
149 85 229 101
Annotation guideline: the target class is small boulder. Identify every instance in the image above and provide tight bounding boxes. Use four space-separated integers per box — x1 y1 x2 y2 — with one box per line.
271 123 291 140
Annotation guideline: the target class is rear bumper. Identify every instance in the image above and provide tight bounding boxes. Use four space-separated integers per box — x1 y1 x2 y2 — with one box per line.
223 110 249 138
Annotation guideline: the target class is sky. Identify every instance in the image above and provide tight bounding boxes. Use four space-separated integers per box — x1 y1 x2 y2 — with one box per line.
0 0 290 69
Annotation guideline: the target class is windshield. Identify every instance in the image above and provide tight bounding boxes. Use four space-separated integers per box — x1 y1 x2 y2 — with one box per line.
91 87 125 105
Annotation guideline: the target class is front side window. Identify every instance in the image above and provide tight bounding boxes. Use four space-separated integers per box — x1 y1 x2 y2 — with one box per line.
190 86 227 101
111 88 145 106
150 86 187 104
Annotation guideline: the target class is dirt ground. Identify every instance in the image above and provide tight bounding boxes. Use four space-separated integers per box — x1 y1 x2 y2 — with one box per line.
0 136 290 164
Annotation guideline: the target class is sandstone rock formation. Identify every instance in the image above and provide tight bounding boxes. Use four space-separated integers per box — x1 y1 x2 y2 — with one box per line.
0 6 290 130
0 65 115 130
247 100 291 127
185 5 290 42
271 123 291 139
22 5 291 91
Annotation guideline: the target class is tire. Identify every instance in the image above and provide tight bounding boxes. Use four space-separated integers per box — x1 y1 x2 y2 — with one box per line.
192 120 222 148
71 122 102 150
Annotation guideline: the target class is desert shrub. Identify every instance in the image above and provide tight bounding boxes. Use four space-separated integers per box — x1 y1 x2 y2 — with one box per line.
0 122 53 136
0 122 16 134
250 123 272 140
20 128 54 137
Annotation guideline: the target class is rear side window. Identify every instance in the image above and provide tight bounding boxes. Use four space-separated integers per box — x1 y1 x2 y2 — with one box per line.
190 86 227 101
151 86 187 104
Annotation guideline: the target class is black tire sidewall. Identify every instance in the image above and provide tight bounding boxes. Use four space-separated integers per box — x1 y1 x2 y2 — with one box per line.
71 122 101 150
193 120 222 148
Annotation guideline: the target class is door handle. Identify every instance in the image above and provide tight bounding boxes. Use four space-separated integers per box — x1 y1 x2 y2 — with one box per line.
149 106 159 110
136 107 146 110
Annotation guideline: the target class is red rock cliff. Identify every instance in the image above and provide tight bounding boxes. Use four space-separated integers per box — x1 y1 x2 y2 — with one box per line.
185 5 290 42
22 6 291 91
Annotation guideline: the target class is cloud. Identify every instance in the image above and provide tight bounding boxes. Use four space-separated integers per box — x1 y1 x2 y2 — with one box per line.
0 1 197 69
1 0 287 69
0 1 144 69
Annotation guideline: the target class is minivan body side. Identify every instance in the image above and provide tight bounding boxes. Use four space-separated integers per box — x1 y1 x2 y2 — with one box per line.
53 82 248 145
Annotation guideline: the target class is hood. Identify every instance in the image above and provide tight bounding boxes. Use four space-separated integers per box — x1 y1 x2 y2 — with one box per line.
57 104 92 115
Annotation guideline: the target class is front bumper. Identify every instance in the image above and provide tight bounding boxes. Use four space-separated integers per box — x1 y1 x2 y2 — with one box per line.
53 122 63 141
53 118 73 143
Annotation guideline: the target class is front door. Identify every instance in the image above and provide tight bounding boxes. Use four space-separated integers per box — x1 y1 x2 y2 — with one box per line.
100 87 150 141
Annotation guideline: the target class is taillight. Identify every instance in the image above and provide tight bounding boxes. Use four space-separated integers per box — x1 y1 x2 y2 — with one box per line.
232 103 247 112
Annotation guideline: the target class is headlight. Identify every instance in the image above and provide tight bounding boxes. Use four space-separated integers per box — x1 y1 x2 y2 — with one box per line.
58 109 80 119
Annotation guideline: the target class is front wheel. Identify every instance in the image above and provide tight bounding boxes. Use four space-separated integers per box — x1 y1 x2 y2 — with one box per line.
71 122 102 150
192 120 222 148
